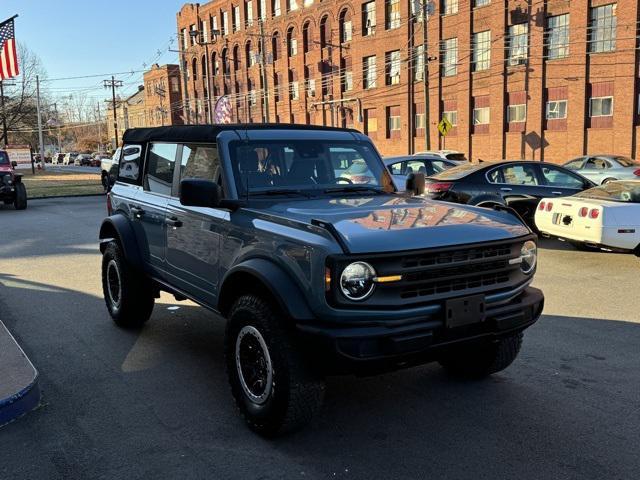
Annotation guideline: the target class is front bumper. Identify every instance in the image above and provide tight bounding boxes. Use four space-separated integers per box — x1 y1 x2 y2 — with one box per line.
0 184 15 200
296 286 544 374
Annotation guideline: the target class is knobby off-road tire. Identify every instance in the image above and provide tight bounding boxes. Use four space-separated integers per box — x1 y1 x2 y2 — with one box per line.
14 183 27 210
224 294 325 437
101 241 154 328
439 332 524 379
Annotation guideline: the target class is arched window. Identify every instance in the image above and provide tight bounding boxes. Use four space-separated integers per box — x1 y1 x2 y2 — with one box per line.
319 16 330 49
287 27 297 57
191 57 198 81
302 21 312 54
245 40 253 68
201 55 207 78
212 52 219 75
272 32 281 61
339 9 352 43
233 45 241 71
221 48 229 75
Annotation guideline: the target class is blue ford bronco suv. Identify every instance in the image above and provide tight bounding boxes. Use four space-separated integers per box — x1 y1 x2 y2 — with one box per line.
99 125 544 436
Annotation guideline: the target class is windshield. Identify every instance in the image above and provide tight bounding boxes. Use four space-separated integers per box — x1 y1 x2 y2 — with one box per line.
228 140 394 196
428 163 484 180
575 181 640 203
611 156 638 167
0 151 8 165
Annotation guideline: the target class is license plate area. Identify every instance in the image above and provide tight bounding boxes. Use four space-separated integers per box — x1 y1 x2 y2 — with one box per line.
553 212 573 226
445 294 485 328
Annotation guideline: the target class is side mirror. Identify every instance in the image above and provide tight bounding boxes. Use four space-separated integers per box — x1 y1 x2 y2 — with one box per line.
180 178 222 208
405 172 426 196
11 161 17 168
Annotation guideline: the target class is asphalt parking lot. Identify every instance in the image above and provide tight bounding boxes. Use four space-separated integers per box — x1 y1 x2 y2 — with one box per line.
1 197 639 479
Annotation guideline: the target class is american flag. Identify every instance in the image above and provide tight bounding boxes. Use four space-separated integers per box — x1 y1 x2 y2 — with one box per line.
0 18 19 80
213 95 232 124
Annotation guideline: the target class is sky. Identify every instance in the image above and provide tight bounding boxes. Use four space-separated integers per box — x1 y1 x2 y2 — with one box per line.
3 1 183 107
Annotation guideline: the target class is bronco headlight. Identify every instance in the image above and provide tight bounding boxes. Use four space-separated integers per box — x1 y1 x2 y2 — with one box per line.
520 240 537 274
340 262 376 301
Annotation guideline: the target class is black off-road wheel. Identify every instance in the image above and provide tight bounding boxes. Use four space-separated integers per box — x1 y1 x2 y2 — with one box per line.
439 332 523 379
224 294 325 437
101 173 110 192
13 183 27 210
101 241 154 328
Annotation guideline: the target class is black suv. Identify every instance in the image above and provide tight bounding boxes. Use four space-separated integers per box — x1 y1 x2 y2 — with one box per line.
0 150 27 210
99 125 544 436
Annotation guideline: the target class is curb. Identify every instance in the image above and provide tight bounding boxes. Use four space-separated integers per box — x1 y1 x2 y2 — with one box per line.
0 321 41 428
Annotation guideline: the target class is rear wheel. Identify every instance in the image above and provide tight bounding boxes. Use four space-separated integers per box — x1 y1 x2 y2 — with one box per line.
439 333 523 379
13 183 27 210
101 241 154 328
224 294 325 436
602 178 617 185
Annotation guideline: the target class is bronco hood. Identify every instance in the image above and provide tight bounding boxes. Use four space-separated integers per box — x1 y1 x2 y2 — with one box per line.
257 195 530 254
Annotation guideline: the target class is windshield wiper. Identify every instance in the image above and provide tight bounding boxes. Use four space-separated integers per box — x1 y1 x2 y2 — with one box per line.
251 189 312 198
323 186 386 195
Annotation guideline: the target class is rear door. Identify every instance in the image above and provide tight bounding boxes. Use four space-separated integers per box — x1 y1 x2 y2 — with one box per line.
537 163 590 198
133 142 178 273
164 143 226 305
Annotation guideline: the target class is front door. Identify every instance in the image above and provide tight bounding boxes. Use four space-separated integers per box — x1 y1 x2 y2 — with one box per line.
537 163 590 197
164 143 226 306
486 163 548 223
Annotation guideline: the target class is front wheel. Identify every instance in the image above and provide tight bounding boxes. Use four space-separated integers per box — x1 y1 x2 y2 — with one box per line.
13 183 27 210
439 332 523 379
101 241 154 328
224 294 325 436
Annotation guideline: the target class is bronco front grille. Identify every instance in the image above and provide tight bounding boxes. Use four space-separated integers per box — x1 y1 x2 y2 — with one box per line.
328 239 530 309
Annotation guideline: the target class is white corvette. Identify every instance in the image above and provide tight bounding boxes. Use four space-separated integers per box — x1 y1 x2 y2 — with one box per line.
535 181 640 253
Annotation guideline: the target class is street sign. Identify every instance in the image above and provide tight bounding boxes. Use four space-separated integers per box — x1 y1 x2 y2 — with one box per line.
438 117 453 136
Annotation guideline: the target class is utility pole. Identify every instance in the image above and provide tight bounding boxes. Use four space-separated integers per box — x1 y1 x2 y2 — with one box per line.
421 0 433 151
103 76 123 148
258 19 270 122
35 75 45 173
155 85 167 126
96 102 102 152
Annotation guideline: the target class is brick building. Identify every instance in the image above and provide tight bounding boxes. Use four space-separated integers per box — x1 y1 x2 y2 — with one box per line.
107 87 146 147
143 64 185 127
177 0 640 161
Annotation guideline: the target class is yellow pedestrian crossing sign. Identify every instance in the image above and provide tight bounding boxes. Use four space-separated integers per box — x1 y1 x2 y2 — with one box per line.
438 117 453 136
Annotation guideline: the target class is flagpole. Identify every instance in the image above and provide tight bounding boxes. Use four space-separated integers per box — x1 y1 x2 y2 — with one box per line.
36 75 45 173
0 80 7 147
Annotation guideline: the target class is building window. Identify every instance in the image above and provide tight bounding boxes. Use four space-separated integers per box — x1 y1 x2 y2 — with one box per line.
415 112 425 129
386 0 400 30
343 71 353 91
287 0 298 12
590 96 613 117
362 1 376 36
474 0 490 7
189 24 197 45
589 4 616 53
233 5 241 31
546 14 569 59
472 31 491 72
508 24 528 66
443 110 458 125
287 29 297 56
342 57 353 92
363 55 377 89
546 100 567 119
249 89 257 106
307 78 316 97
340 10 353 43
246 0 254 26
222 11 229 35
289 70 299 100
387 106 401 137
274 73 281 102
508 104 526 122
442 0 458 15
473 106 490 125
171 77 180 93
414 45 424 81
386 50 401 85
272 0 281 17
259 0 266 20
180 28 187 50
272 32 281 61
364 108 377 136
441 38 458 76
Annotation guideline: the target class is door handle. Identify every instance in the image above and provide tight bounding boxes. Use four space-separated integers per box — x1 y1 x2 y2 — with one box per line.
130 206 145 218
500 187 513 192
165 216 183 228
552 191 563 195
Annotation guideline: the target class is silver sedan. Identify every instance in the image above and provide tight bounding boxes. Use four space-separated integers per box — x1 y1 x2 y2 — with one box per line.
563 155 640 185
383 155 457 191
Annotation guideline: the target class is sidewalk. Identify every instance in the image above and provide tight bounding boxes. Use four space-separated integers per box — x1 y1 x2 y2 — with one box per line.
0 320 40 427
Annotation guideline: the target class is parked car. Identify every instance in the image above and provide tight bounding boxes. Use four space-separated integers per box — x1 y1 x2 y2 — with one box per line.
101 148 121 191
0 150 27 210
99 125 544 436
91 154 109 168
53 153 65 165
535 180 640 254
75 154 93 166
384 155 457 191
563 155 640 185
414 150 468 165
424 161 596 227
62 152 78 165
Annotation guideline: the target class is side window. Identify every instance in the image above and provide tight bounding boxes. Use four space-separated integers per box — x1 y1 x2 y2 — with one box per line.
486 168 503 184
584 158 599 170
117 145 143 183
406 160 429 175
389 162 403 175
431 160 451 173
179 144 221 189
594 158 610 169
564 158 584 170
500 164 539 185
145 143 178 195
540 165 585 187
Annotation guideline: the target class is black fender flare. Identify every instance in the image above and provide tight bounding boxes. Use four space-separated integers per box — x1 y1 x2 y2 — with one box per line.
98 214 144 271
218 258 315 321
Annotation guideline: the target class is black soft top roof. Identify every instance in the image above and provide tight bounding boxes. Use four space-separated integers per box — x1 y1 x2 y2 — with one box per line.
122 124 360 144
